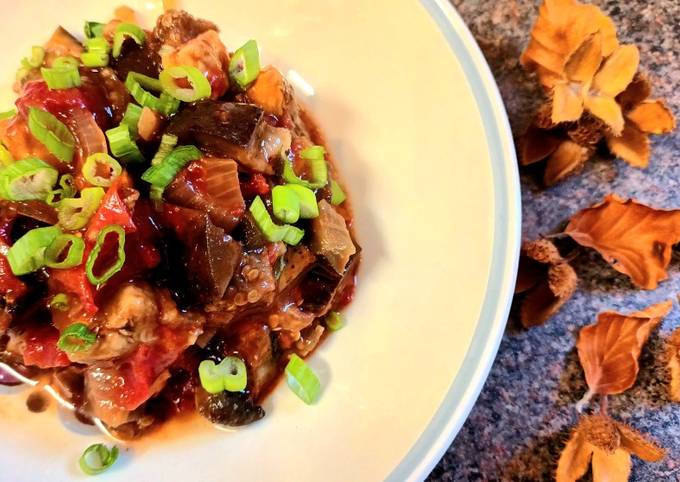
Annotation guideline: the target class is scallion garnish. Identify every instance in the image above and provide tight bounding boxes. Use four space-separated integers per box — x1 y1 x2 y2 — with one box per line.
325 311 345 331
53 56 79 70
249 195 304 245
58 187 105 231
41 64 81 90
85 224 126 285
27 107 76 163
0 109 17 120
159 65 212 102
151 133 178 166
84 37 110 54
285 354 321 405
79 443 119 476
82 153 122 187
198 357 248 394
330 180 346 206
120 103 142 137
0 157 58 201
0 144 13 167
59 174 76 198
81 52 109 68
141 145 201 198
281 145 328 189
112 22 145 57
49 293 70 311
229 39 261 90
84 21 105 39
57 323 97 353
44 234 85 269
124 72 180 116
6 226 61 275
271 184 319 224
16 46 45 81
105 124 144 163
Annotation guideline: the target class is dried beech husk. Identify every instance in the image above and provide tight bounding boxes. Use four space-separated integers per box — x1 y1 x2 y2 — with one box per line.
576 301 672 395
556 415 665 482
627 100 676 134
521 124 562 166
606 123 650 168
567 114 606 147
544 140 591 186
535 101 557 129
516 239 577 328
565 195 680 289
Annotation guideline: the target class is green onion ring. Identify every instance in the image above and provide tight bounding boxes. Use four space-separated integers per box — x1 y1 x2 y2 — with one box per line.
228 39 261 90
112 22 145 57
85 224 126 286
57 323 97 353
285 354 321 405
57 187 105 231
27 107 76 163
198 357 248 394
82 153 122 187
45 234 85 269
105 124 144 163
159 65 212 102
6 226 61 275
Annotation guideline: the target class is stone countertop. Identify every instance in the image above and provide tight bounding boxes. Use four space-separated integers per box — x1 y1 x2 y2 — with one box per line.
429 1 680 481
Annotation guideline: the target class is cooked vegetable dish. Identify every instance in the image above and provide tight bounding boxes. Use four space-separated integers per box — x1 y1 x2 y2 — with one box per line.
0 9 359 442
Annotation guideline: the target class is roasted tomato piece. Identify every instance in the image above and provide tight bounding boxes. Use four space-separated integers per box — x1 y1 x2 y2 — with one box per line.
23 324 70 368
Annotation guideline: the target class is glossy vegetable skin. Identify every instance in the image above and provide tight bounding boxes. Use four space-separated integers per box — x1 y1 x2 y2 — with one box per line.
0 8 359 439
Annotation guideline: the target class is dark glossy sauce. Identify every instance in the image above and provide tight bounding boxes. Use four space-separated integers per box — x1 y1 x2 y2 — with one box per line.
26 391 49 413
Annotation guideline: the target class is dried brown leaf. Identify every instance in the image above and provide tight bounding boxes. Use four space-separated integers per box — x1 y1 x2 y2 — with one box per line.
617 422 666 462
606 123 650 168
565 195 680 289
591 447 631 482
576 301 672 395
544 140 590 186
555 429 594 482
627 100 676 134
521 124 561 166
617 75 652 112
666 328 680 402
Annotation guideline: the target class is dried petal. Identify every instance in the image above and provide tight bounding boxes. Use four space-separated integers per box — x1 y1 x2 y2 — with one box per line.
576 301 672 395
591 44 640 98
627 100 676 134
584 94 625 135
565 32 603 83
606 123 650 168
617 75 652 112
667 328 680 402
555 429 594 482
565 195 680 289
616 422 666 462
591 447 632 482
553 83 585 123
521 124 561 166
544 140 590 186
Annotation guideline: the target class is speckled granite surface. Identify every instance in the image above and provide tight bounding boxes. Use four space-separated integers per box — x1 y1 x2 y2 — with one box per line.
428 1 680 481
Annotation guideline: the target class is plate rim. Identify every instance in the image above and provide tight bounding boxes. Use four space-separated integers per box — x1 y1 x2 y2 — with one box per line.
387 1 521 480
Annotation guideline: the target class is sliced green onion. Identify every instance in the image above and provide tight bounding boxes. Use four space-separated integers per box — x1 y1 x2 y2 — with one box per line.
46 189 64 206
330 179 346 206
41 65 81 90
58 187 105 231
59 174 76 198
49 293 70 311
120 103 142 137
26 46 45 68
285 354 321 405
125 72 180 116
53 56 79 69
106 124 144 163
249 195 304 245
0 109 17 120
84 21 105 39
85 224 126 285
198 357 248 394
0 144 13 167
281 146 328 190
28 107 76 163
229 39 260 90
272 185 300 224
0 157 58 201
45 234 85 269
85 37 110 54
141 145 201 195
82 153 122 187
112 23 146 58
6 226 61 275
159 65 212 102
81 52 109 68
151 133 178 166
57 323 96 353
79 443 119 476
286 184 319 218
325 311 345 331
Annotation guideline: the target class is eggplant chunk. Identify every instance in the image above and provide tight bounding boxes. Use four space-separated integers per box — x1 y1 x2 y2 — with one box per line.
151 10 218 49
197 390 265 427
311 200 357 274
167 101 273 173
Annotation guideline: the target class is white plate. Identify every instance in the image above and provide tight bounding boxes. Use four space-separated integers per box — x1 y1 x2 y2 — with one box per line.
0 1 520 480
